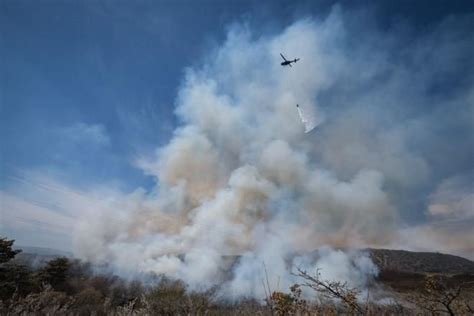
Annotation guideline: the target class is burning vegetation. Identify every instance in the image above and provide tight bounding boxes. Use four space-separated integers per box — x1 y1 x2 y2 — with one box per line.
2 237 474 315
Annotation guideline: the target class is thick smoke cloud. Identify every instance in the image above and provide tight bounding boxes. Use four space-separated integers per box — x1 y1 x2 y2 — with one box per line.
73 6 474 297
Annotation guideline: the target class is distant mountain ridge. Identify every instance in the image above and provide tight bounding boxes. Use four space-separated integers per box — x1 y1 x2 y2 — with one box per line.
367 248 474 274
15 246 73 257
12 246 73 268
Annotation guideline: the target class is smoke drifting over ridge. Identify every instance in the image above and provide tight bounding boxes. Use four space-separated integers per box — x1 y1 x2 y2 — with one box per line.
72 7 474 297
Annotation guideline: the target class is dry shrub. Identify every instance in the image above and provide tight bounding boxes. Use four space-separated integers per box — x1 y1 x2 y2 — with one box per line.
70 287 106 315
140 277 214 315
268 284 310 315
294 267 364 314
406 274 474 315
6 284 72 315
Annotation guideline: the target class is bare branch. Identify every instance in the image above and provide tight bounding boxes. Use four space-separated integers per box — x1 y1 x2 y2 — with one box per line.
294 267 364 314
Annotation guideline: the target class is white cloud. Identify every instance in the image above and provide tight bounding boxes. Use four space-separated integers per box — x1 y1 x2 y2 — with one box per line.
59 122 110 146
0 170 112 251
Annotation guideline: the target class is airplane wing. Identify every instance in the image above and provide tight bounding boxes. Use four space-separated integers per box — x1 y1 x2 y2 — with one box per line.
280 53 287 61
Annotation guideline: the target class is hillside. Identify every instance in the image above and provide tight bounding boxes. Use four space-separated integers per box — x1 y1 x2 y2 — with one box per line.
363 248 474 292
6 246 474 306
14 246 474 276
367 248 474 274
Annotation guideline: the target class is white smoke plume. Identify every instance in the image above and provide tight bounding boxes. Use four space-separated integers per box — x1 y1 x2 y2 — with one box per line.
70 6 474 298
297 104 318 133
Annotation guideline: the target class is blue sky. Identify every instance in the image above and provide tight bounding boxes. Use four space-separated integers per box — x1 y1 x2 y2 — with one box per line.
1 1 473 256
1 0 249 190
2 0 472 191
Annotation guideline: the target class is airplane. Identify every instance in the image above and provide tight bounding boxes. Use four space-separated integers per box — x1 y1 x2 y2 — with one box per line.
280 53 300 67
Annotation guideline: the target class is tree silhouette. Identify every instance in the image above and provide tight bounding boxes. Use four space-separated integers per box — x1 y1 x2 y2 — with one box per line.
0 237 33 301
0 237 21 263
36 257 71 292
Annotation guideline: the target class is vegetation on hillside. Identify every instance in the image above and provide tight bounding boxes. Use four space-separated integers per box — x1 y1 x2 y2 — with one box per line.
1 237 473 315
